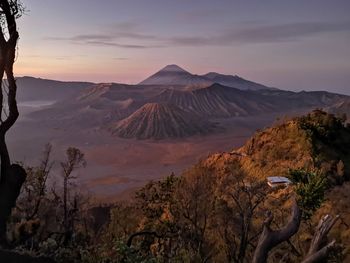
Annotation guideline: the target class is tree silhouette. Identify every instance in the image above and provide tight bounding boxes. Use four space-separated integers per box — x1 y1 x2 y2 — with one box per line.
0 0 26 247
60 147 86 245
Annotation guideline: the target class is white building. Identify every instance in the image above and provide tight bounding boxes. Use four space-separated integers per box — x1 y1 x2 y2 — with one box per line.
267 176 291 188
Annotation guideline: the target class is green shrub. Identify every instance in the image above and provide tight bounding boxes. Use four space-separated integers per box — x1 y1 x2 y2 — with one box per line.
288 169 327 219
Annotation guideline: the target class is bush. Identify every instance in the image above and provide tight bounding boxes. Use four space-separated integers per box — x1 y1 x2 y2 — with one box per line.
288 169 327 219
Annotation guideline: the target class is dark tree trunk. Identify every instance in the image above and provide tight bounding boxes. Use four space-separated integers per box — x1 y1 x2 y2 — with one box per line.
0 164 26 244
0 0 27 247
252 199 301 263
0 2 55 262
63 177 68 236
253 199 339 263
301 215 339 263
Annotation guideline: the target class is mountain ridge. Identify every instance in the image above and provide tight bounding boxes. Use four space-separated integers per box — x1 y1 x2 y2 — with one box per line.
111 102 215 139
138 64 273 91
18 71 350 141
203 72 274 90
201 109 350 183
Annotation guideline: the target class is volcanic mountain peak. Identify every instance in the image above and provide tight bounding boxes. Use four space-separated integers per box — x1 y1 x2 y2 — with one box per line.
111 102 214 139
138 64 210 86
160 64 189 73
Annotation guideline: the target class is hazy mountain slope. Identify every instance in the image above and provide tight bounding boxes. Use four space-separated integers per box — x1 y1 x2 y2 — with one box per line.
77 83 149 112
16 76 93 101
28 83 166 129
192 84 276 115
111 103 215 139
203 72 273 90
78 83 155 102
151 84 276 117
256 89 346 103
250 89 348 112
150 83 348 118
326 98 350 118
26 75 349 137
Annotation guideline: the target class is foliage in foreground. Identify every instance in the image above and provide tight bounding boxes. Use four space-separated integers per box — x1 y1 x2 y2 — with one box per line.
6 110 350 262
288 169 327 219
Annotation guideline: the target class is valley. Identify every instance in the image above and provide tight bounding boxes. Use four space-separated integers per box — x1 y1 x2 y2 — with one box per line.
7 65 349 201
9 104 284 201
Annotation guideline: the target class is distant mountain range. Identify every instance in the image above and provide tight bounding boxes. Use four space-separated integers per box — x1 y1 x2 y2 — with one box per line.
16 76 93 101
139 64 273 91
15 65 350 140
149 84 276 117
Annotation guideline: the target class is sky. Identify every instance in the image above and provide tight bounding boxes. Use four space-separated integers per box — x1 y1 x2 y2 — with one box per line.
16 0 350 94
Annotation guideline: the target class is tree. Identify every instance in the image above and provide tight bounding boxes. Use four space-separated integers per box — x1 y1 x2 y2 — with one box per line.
216 164 267 263
60 147 86 245
288 169 327 219
18 143 54 221
252 198 302 263
0 0 26 247
5 144 54 247
131 164 268 262
174 166 218 262
252 199 339 263
132 174 181 259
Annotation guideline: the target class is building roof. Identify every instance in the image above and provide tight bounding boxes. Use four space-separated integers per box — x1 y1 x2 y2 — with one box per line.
267 176 291 184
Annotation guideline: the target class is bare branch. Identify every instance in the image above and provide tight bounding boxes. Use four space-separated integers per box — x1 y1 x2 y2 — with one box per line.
252 198 301 263
301 215 340 263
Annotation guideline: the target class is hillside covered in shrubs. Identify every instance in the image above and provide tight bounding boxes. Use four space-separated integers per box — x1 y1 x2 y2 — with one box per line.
4 110 350 262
